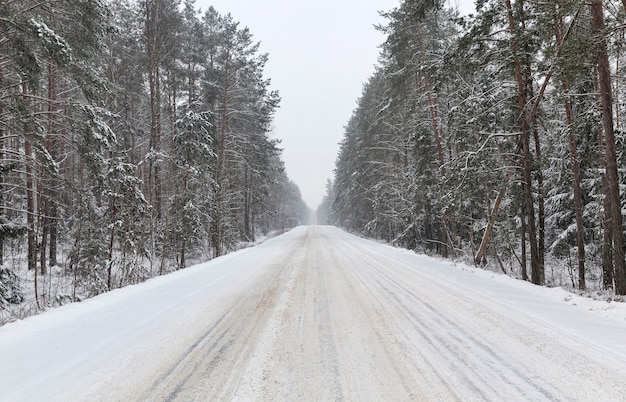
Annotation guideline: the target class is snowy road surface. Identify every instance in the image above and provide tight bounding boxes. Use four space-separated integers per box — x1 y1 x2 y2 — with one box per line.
1 226 626 401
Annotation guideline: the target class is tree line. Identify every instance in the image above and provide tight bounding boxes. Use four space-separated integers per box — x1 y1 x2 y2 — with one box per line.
0 0 308 311
318 0 626 295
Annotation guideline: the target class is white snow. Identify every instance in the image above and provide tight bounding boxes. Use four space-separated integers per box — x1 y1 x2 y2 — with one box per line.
1 226 625 401
0 238 277 401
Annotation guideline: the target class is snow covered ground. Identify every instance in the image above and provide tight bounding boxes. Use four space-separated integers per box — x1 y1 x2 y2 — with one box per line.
1 226 625 401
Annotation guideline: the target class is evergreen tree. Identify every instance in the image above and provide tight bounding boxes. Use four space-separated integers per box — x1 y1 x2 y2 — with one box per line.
328 0 626 294
0 0 314 316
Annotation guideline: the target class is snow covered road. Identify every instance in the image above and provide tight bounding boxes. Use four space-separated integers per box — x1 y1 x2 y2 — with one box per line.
1 226 626 401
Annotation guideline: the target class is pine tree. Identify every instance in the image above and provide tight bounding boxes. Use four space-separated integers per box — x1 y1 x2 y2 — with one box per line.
590 1 626 295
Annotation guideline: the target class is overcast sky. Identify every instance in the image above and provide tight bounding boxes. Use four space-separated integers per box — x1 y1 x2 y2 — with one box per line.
195 0 476 209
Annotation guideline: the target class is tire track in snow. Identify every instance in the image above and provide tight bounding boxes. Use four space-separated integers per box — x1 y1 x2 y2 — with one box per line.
350 253 555 399
332 231 625 401
317 231 440 400
377 257 625 401
231 249 302 400
233 227 346 401
139 234 308 401
79 226 626 401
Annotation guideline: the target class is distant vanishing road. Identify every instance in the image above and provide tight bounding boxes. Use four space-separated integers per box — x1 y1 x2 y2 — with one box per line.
2 226 626 401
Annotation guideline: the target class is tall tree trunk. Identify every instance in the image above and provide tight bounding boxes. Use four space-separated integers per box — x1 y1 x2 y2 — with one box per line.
180 238 185 270
72 211 82 302
555 11 586 290
146 0 162 221
213 50 230 257
504 0 542 285
591 1 626 295
521 198 528 281
531 126 545 282
152 60 162 222
39 61 59 276
25 139 36 272
0 67 4 266
424 203 433 251
49 77 63 268
244 165 251 242
602 196 614 289
519 0 545 281
39 196 48 276
107 204 116 290
595 68 615 289
563 82 586 290
49 198 57 266
23 82 37 273
416 22 449 257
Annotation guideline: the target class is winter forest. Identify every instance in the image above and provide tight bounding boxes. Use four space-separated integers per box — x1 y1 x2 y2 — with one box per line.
4 0 626 325
318 0 626 297
0 0 309 321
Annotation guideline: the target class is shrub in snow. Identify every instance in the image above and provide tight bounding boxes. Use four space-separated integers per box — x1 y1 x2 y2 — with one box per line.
0 267 24 308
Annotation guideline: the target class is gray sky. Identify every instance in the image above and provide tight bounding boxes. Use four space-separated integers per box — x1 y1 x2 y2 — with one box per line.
196 0 475 209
